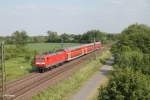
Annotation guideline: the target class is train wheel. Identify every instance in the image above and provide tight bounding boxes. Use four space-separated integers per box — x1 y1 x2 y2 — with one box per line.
39 68 44 73
39 68 41 73
38 68 40 73
48 67 51 71
43 68 47 72
41 69 44 73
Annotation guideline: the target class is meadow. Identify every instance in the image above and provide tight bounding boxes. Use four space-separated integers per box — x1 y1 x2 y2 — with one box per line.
27 43 81 53
5 43 81 81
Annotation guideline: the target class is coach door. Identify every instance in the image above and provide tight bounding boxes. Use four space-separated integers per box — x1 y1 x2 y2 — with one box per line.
82 49 84 55
85 48 88 54
67 53 71 60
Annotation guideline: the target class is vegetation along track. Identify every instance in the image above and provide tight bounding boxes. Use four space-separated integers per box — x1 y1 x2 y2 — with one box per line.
6 45 110 100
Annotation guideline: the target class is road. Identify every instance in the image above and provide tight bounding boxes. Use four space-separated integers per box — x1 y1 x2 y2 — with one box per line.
72 57 114 100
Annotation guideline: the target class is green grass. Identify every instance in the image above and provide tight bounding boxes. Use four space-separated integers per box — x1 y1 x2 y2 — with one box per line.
6 57 32 81
32 50 111 100
7 43 81 53
27 43 81 53
5 43 80 81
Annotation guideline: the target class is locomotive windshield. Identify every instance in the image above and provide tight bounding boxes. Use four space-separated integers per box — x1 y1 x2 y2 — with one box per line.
36 58 45 61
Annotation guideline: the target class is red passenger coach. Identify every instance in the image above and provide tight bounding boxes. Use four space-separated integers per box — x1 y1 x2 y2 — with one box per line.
35 42 102 72
65 46 84 61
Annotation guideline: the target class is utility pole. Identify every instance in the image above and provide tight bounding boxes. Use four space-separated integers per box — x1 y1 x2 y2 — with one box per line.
61 38 64 49
94 33 96 60
0 41 6 100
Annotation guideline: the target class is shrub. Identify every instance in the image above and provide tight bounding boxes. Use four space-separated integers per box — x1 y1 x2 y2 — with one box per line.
114 50 150 75
98 68 150 100
5 46 18 60
111 24 150 75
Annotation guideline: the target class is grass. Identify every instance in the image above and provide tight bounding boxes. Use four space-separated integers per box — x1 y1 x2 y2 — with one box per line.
6 57 32 81
27 43 81 53
5 43 80 81
32 50 111 100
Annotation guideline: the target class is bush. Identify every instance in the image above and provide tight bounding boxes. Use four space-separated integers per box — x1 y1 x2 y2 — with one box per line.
5 46 19 60
113 49 150 75
116 51 143 68
98 24 150 100
111 24 150 75
24 54 32 62
5 46 35 61
98 68 150 100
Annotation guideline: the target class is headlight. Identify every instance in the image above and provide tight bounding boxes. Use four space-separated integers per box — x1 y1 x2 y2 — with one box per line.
36 62 45 64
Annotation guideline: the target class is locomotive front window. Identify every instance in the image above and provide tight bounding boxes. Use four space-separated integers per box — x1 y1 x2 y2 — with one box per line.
36 58 45 61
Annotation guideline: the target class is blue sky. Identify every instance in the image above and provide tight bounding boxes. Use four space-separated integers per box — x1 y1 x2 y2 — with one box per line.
0 0 150 36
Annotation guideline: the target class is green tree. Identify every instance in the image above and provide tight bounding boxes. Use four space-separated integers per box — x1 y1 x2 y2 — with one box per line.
72 34 82 43
96 24 150 100
98 68 150 100
111 23 150 75
60 33 70 43
47 31 60 42
120 24 150 53
12 31 28 47
81 30 107 43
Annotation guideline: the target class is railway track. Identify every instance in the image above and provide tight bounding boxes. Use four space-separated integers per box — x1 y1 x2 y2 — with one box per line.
6 73 40 89
6 45 109 100
12 61 81 99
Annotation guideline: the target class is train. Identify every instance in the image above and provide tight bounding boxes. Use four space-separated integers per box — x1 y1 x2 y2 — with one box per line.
34 42 102 72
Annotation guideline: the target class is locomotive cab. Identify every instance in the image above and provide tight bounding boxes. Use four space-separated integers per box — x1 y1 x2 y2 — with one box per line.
35 56 46 66
35 56 47 72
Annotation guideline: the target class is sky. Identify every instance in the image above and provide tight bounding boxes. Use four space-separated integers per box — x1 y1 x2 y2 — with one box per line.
0 0 150 36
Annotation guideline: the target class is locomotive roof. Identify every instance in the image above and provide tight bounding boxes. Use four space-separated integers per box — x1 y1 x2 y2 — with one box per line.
36 50 65 57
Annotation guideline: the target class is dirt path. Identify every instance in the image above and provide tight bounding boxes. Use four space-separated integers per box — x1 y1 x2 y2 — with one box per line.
72 57 114 100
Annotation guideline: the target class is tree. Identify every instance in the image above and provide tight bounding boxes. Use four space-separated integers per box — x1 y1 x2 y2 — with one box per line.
98 68 150 100
111 23 150 75
0 36 5 43
80 30 107 43
47 31 60 42
96 24 150 100
12 31 28 47
72 34 82 43
121 24 150 53
60 33 70 43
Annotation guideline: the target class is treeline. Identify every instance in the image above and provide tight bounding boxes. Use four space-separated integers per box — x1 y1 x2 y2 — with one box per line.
0 30 116 44
98 24 150 100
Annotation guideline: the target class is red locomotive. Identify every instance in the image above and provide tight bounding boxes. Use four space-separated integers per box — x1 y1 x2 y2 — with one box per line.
35 42 102 72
